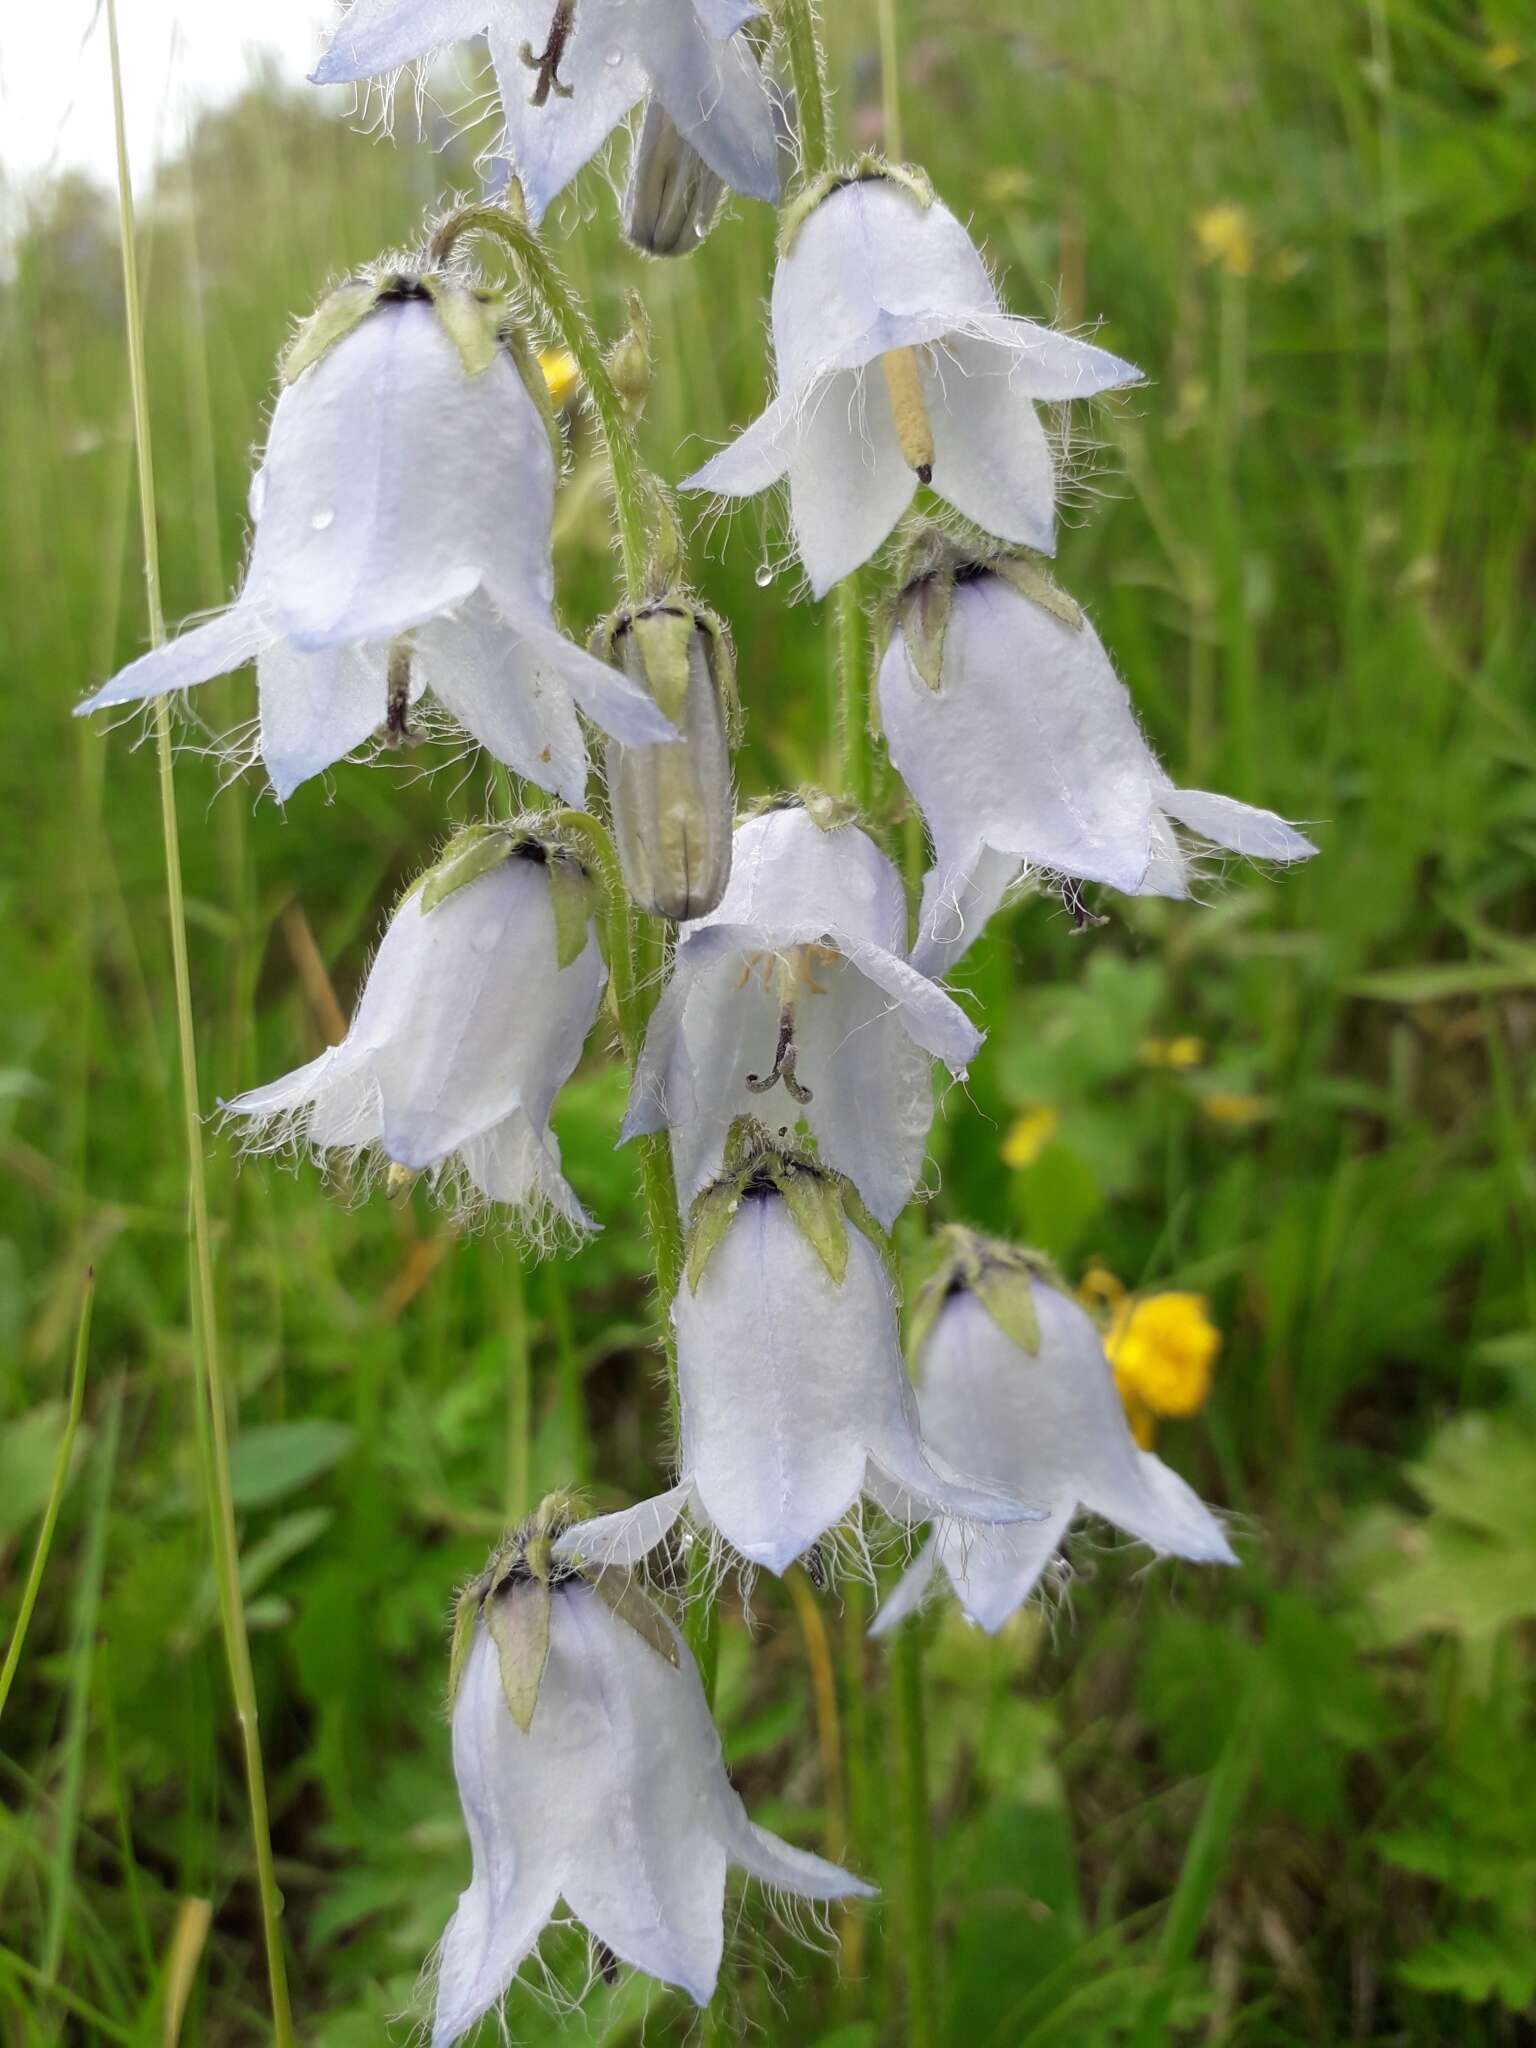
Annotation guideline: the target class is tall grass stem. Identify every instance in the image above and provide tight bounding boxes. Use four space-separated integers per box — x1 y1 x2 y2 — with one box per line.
105 5 294 2037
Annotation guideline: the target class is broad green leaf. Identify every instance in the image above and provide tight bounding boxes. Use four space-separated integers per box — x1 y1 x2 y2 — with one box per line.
226 1420 355 1511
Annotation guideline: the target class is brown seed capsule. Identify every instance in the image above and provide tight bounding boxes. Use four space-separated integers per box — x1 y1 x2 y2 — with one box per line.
598 601 736 922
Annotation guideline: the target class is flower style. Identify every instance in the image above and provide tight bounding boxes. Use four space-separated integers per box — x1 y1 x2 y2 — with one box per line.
623 799 981 1229
872 1232 1235 1637
875 561 1317 973
564 1129 1041 1576
681 166 1142 596
313 0 780 228
224 825 606 1229
434 1498 869 2045
78 280 670 800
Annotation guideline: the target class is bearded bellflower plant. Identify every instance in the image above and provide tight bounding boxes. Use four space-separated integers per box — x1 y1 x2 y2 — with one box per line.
434 1498 870 2046
871 1230 1235 1637
84 0 1325 2034
683 165 1143 595
225 822 606 1228
624 798 981 1226
78 277 670 799
313 0 781 226
876 544 1318 967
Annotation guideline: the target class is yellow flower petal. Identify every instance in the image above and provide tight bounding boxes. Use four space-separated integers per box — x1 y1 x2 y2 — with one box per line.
539 348 581 410
1201 1090 1271 1127
1139 1034 1207 1071
1486 39 1523 71
1001 1104 1060 1171
1193 204 1256 280
1108 1292 1221 1420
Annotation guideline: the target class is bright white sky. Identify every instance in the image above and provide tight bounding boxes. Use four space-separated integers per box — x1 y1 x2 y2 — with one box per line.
0 0 341 190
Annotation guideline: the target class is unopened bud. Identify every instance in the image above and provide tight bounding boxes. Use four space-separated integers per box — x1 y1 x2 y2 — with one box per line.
623 98 726 257
596 601 736 921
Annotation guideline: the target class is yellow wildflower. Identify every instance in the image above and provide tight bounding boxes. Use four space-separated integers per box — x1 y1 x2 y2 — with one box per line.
1001 1104 1060 1171
1201 1089 1270 1127
1193 204 1256 279
539 349 581 411
1486 40 1523 72
1107 1292 1221 1449
1138 1034 1206 1072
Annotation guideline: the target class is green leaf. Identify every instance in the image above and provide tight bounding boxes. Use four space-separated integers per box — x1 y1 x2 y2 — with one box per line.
236 1507 332 1602
774 1160 850 1287
282 280 379 384
484 1579 552 1735
1348 960 1536 1002
584 1566 680 1669
225 1420 355 1510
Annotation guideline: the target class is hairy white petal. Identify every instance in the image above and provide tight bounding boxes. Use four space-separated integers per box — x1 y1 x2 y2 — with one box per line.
691 808 909 954
414 598 589 805
787 368 916 600
78 602 269 714
924 335 1057 555
1157 787 1317 866
256 637 395 800
312 0 489 83
909 845 1025 979
681 389 798 497
646 12 778 202
252 301 553 649
955 309 1143 399
486 3 647 224
551 1484 695 1570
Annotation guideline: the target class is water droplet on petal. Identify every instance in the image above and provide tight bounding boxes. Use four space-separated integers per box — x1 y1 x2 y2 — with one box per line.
310 507 335 531
604 45 623 65
755 562 775 588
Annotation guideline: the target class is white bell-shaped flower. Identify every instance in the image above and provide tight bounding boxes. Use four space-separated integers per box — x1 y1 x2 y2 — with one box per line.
79 286 669 800
313 0 780 227
224 830 605 1229
872 1241 1235 1637
435 1506 869 2045
564 1151 1041 1577
877 569 1317 974
682 170 1142 596
623 801 981 1229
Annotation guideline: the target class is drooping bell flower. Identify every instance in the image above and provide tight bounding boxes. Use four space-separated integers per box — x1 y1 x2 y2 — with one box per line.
681 164 1142 596
562 1126 1041 1577
623 797 980 1229
593 598 737 921
79 277 670 800
313 0 780 228
874 551 1317 973
224 821 606 1230
433 1496 870 2045
871 1230 1235 1637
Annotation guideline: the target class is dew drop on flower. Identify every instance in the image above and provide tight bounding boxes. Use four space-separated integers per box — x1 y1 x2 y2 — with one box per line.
755 562 775 588
310 508 335 531
604 46 623 65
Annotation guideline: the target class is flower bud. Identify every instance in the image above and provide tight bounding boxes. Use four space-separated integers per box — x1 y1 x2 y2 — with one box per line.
623 97 727 256
595 601 736 922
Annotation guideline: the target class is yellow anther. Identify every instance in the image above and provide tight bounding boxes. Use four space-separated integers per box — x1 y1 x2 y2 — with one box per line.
880 346 936 484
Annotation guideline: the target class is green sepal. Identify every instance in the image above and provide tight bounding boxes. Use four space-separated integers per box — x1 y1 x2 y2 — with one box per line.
907 1224 1063 1363
484 1577 553 1735
972 1264 1042 1356
991 553 1084 632
685 1178 743 1294
582 1563 681 1669
546 853 596 970
418 824 517 915
899 570 955 693
779 155 934 257
446 1577 484 1705
282 279 380 385
628 607 697 727
421 275 505 378
771 1156 849 1287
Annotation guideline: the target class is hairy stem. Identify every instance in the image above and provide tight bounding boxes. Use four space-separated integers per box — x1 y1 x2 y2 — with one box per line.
776 0 831 180
106 4 294 2038
429 198 655 602
835 570 872 809
891 1621 939 2047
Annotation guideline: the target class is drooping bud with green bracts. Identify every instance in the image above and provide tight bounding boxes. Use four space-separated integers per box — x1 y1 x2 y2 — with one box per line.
591 598 738 922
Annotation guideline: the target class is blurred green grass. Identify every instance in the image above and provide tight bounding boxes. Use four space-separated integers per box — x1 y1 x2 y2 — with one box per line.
1 0 1534 2041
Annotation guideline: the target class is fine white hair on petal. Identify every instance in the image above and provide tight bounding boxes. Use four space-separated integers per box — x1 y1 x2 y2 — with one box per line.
432 1572 869 2045
622 810 980 1222
875 1279 1235 1637
311 0 490 86
673 1197 1033 1574
223 858 605 1228
880 574 1317 935
76 603 270 715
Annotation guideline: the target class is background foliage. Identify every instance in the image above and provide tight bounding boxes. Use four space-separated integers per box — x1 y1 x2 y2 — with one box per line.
1 0 1533 2041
